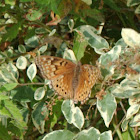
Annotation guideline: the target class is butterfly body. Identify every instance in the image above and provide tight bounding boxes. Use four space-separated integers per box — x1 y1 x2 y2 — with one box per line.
35 56 100 103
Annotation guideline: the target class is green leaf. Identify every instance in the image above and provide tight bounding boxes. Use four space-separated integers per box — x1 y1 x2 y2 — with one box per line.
50 0 62 15
5 0 15 6
0 122 11 140
50 101 62 128
16 56 27 70
104 0 120 11
20 0 32 2
100 131 113 140
76 25 109 54
1 22 22 42
35 0 50 6
0 94 9 100
26 10 43 21
73 32 87 61
121 28 140 48
74 127 100 140
0 100 27 129
32 101 49 133
34 87 46 100
10 86 34 102
61 100 84 129
7 122 23 140
82 9 104 22
4 100 23 121
27 63 37 81
42 130 75 140
0 101 11 117
0 83 18 92
97 92 117 127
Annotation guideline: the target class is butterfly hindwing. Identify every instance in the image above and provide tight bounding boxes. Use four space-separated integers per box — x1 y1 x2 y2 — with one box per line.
51 71 74 99
74 64 100 103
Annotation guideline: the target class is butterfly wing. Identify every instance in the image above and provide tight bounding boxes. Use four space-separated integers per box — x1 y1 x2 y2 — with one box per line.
35 56 76 99
51 71 74 99
35 56 76 80
74 64 100 103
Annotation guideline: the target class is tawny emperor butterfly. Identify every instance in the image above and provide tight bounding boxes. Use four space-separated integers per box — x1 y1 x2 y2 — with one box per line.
35 56 100 103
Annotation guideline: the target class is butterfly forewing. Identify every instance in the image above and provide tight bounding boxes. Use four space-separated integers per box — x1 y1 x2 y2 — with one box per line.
74 65 100 103
35 56 76 80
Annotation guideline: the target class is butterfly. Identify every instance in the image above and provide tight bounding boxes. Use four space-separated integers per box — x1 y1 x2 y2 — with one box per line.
35 56 100 104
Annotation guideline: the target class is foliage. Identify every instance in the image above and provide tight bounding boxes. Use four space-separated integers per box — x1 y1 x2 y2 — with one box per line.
0 0 140 140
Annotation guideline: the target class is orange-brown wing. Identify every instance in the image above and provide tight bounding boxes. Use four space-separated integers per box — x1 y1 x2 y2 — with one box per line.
74 64 100 103
51 71 74 99
35 56 76 80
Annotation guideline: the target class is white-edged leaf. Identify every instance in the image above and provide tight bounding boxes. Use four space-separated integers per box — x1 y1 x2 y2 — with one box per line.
63 49 77 63
76 25 109 54
0 68 18 84
97 92 117 127
74 127 100 140
34 87 46 101
129 94 140 105
8 62 19 79
111 76 140 98
61 100 75 124
42 130 75 140
25 35 39 48
81 0 92 5
127 0 140 6
27 63 37 81
129 113 140 127
18 44 26 53
32 102 48 134
16 56 27 70
39 45 48 54
68 19 74 31
121 118 129 132
121 28 140 48
61 100 84 129
100 130 113 140
126 104 140 120
73 107 84 129
135 5 140 14
49 29 56 36
99 44 122 77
